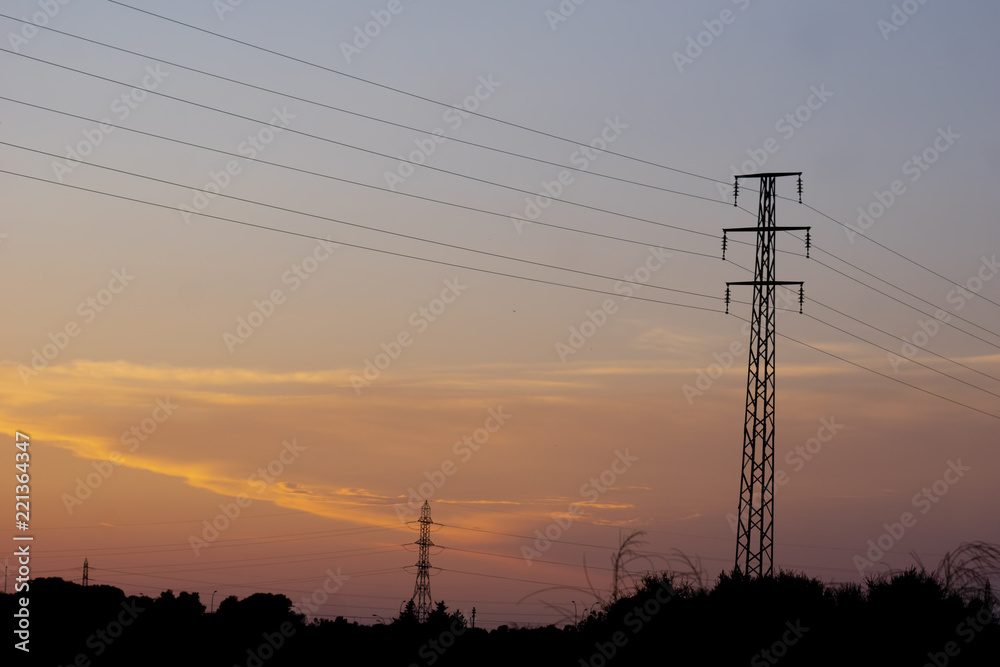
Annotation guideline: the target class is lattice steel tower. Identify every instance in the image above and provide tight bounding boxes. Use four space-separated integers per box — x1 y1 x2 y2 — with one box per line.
410 500 434 622
724 172 810 578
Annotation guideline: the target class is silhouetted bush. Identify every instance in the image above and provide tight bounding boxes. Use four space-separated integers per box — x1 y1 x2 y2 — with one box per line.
4 569 996 666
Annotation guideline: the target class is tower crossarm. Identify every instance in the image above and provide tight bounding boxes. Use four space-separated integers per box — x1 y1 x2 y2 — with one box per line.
723 226 810 233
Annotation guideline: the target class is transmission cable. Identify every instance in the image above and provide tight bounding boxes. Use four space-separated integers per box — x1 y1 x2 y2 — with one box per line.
0 140 727 303
104 0 728 187
0 167 723 314
55 7 1000 324
0 13 729 206
0 48 724 243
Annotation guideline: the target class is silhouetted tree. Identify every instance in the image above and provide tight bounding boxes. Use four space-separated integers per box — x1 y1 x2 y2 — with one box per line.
394 599 418 628
427 600 450 629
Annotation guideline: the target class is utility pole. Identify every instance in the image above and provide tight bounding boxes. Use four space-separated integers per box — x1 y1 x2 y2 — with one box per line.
82 558 89 587
724 172 810 578
409 500 435 623
471 606 476 629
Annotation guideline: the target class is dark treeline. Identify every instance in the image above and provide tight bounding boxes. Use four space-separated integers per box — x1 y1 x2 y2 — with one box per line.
5 569 997 666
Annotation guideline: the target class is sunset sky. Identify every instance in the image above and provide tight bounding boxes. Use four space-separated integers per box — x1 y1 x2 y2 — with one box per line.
2 0 998 627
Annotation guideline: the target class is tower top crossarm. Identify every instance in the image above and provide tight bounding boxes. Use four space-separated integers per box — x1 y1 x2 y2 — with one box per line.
733 172 804 207
734 171 802 179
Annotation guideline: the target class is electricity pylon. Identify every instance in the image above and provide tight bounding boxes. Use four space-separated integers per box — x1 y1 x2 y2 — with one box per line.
410 500 434 622
724 172 810 578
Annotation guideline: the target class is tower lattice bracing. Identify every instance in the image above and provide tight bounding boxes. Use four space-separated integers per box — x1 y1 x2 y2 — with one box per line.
724 173 810 577
410 500 434 622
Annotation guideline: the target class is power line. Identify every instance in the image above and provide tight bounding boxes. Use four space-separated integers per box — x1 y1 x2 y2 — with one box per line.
35 509 311 530
438 523 619 552
102 1 1000 327
104 1 729 188
102 546 404 576
0 140 725 303
3 47 997 424
5 164 997 421
27 524 407 559
804 312 1000 400
0 167 724 314
0 13 729 206
95 564 403 594
14 11 994 339
0 95 723 262
441 568 600 590
16 103 997 397
435 501 880 555
28 129 994 406
810 299 1000 385
765 229 1000 350
808 245 1000 346
805 203 1000 312
14 94 996 370
0 48 726 245
8 55 991 347
746 316 1000 421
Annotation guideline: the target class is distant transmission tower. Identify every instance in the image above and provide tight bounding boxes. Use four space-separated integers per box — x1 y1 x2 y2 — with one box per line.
82 558 89 587
410 500 435 622
724 172 810 578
